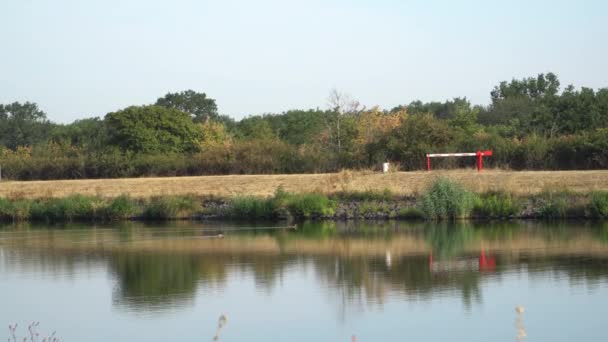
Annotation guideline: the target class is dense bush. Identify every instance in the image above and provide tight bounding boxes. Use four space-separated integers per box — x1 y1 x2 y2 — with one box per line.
103 195 138 220
285 193 336 218
419 178 477 220
1 127 608 180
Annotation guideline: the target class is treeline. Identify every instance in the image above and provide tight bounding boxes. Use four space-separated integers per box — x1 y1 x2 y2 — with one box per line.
1 72 608 180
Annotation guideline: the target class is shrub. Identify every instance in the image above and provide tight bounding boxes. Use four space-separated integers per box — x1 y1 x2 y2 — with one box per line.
419 178 476 220
588 192 608 219
0 198 32 221
30 195 99 222
474 192 521 219
0 198 16 221
286 193 336 218
10 200 32 221
537 195 568 219
103 195 138 220
142 196 201 220
397 207 425 220
227 196 277 219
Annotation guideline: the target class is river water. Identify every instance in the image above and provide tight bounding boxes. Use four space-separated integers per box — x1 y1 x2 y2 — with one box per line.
1 221 607 341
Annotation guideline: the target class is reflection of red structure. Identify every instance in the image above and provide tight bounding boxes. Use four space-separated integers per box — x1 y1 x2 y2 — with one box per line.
429 251 496 272
478 250 496 271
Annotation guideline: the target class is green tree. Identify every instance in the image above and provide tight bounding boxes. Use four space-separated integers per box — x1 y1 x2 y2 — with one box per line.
51 117 107 151
155 90 219 123
235 116 276 140
105 105 201 153
267 109 328 146
490 72 560 100
398 97 473 120
0 102 52 149
481 72 560 134
384 113 454 170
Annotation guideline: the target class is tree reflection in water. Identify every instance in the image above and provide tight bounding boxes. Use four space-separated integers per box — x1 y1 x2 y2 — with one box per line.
109 253 200 311
2 221 608 315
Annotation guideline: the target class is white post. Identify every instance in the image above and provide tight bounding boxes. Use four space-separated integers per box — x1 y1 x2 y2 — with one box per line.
382 162 389 173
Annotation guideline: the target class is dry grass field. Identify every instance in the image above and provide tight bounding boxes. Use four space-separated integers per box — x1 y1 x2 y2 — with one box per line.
0 169 607 199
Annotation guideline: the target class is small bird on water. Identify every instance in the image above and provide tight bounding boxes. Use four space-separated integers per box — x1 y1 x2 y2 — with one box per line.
515 306 525 314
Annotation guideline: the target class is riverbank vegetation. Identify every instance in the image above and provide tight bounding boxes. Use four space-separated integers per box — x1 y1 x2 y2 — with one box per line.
0 179 606 222
1 73 608 180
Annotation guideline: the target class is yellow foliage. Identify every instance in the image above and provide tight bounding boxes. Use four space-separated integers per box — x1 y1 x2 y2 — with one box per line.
199 121 232 149
354 106 404 147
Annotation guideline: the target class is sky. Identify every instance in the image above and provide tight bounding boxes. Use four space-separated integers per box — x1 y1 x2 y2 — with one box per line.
1 0 607 123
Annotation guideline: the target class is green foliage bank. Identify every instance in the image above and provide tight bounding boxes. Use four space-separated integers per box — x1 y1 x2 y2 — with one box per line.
1 73 608 180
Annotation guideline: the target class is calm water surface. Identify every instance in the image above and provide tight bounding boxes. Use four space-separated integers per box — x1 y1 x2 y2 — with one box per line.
1 221 608 341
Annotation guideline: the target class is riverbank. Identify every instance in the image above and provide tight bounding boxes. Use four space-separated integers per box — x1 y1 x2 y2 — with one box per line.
1 170 608 199
0 179 606 222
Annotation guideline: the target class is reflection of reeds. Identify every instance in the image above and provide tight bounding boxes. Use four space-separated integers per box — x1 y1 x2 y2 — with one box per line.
7 322 58 342
515 306 526 342
213 314 228 341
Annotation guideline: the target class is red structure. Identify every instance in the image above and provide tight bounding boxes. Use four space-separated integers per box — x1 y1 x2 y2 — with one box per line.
426 150 493 172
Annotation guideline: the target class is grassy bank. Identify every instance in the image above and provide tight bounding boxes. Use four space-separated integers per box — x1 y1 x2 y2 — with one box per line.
1 170 608 199
0 179 607 222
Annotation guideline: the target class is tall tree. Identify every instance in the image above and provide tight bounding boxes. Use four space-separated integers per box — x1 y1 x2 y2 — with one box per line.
481 72 560 134
105 105 201 153
155 90 219 123
326 89 361 159
0 102 51 149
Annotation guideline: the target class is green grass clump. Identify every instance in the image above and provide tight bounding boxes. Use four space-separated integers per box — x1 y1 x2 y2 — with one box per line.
102 195 138 220
285 193 336 218
30 195 100 222
0 198 32 221
142 196 201 220
228 196 277 219
537 194 569 219
419 178 476 220
588 192 608 219
227 187 336 219
397 207 425 220
474 192 521 219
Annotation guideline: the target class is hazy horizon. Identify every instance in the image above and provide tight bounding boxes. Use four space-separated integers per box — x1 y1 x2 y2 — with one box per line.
1 0 606 123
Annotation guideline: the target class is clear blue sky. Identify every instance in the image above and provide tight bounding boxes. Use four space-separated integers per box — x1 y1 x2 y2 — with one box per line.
1 0 606 123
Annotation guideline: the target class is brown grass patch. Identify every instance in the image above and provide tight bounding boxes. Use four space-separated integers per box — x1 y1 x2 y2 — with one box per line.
0 169 607 199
